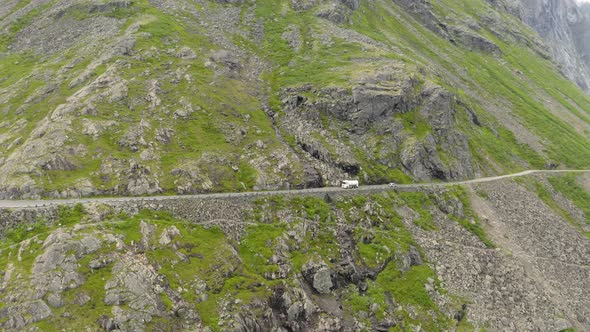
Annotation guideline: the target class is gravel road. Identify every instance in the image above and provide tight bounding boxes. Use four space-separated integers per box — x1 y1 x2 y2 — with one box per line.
0 170 587 208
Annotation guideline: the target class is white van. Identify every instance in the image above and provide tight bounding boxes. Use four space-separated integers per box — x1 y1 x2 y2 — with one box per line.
341 180 359 189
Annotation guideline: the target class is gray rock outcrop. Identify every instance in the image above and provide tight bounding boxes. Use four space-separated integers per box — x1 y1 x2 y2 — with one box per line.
505 0 590 93
279 67 475 185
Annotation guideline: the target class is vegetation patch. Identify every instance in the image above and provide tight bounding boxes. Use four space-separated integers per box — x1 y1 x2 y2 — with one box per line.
543 174 590 238
400 192 437 231
446 186 495 248
548 174 590 223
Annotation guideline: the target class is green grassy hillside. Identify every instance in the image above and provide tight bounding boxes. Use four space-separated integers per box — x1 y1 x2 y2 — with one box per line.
0 0 589 198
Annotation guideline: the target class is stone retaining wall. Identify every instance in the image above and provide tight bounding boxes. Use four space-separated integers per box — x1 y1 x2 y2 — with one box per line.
0 186 439 237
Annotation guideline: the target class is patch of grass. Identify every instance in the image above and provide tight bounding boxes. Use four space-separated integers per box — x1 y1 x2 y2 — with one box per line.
378 264 436 308
399 110 431 139
4 221 48 245
400 192 437 231
455 216 495 248
528 179 590 238
111 217 142 245
379 263 451 329
446 186 495 248
58 204 86 226
239 223 286 275
236 162 258 190
0 52 39 89
530 176 590 238
548 174 590 223
475 188 489 199
298 196 332 221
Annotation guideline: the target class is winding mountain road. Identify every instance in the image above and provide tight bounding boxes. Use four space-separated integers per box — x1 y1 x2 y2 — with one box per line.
0 170 588 209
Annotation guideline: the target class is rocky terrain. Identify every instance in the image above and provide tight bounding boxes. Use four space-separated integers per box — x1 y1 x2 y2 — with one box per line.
0 0 589 198
0 173 588 331
1 0 590 331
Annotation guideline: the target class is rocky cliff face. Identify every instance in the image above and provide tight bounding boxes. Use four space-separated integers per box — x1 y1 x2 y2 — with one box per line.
279 70 475 184
572 4 590 82
500 0 590 93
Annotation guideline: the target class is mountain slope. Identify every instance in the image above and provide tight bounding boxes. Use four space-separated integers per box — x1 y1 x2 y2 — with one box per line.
1 1 590 331
0 0 589 200
0 173 588 331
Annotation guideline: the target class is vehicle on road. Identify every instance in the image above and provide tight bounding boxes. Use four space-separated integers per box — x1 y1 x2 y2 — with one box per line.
341 180 359 189
388 182 397 187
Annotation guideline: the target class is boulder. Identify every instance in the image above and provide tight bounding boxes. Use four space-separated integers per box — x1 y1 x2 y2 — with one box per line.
313 267 333 294
159 226 181 246
302 259 333 294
